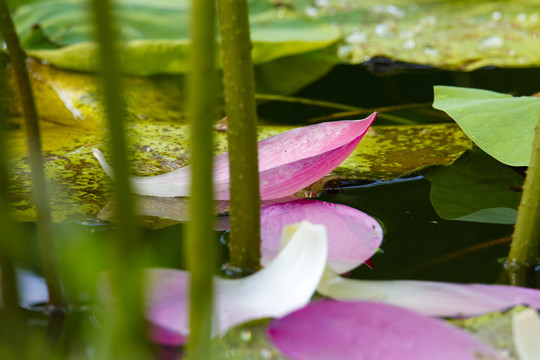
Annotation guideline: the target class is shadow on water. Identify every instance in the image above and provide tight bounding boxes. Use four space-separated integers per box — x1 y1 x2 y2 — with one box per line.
319 176 518 284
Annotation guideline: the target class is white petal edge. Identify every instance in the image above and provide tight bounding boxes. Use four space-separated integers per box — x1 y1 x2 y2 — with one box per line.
216 221 328 334
147 220 328 338
513 308 540 360
317 267 540 318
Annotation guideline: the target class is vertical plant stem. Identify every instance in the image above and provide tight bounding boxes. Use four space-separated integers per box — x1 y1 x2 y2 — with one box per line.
0 0 65 307
89 0 147 357
186 0 218 358
0 51 24 356
218 0 261 272
506 116 540 287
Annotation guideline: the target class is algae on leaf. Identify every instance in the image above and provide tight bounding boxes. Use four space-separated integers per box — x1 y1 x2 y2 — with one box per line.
336 123 472 181
6 61 472 223
7 121 471 223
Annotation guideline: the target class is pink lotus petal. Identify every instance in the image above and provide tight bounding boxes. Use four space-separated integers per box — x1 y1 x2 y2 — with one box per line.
145 221 328 345
94 114 376 200
317 267 540 317
267 300 503 360
260 199 382 274
144 269 189 346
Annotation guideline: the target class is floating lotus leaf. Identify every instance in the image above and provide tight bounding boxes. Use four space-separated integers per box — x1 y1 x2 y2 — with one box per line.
433 86 540 166
312 0 540 70
8 119 471 222
13 0 339 75
425 148 523 224
6 62 471 222
13 0 540 73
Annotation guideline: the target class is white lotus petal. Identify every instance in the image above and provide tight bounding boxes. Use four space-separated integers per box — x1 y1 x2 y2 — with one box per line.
146 220 328 343
217 221 328 333
317 267 540 317
513 308 540 360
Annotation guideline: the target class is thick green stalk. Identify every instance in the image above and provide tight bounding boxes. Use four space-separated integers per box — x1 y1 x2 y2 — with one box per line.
185 0 218 358
506 116 540 287
218 0 261 272
0 0 65 307
89 0 147 357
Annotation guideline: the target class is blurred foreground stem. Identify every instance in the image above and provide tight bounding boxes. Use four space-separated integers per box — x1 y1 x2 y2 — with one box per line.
89 0 147 357
0 49 24 356
506 116 540 287
219 0 261 273
185 0 218 358
0 0 65 307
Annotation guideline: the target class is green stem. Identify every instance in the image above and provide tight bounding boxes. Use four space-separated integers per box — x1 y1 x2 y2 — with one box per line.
506 116 540 287
255 94 428 125
0 48 20 317
0 0 65 308
89 0 147 357
256 93 360 111
0 56 24 351
219 0 261 273
309 109 421 125
185 0 218 358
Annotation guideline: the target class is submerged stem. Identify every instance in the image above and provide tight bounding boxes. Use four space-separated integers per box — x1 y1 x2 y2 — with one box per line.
0 0 65 308
219 0 261 273
506 116 540 287
185 0 218 358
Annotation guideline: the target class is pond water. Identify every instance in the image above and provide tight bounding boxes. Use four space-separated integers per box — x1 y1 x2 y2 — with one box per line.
7 60 540 358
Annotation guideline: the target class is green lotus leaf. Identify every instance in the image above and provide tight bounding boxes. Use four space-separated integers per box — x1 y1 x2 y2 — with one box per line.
433 85 540 166
425 148 523 224
13 0 339 75
7 120 471 223
303 0 540 70
12 0 540 75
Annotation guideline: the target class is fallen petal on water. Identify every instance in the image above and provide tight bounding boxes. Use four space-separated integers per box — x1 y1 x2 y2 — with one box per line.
267 300 503 360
